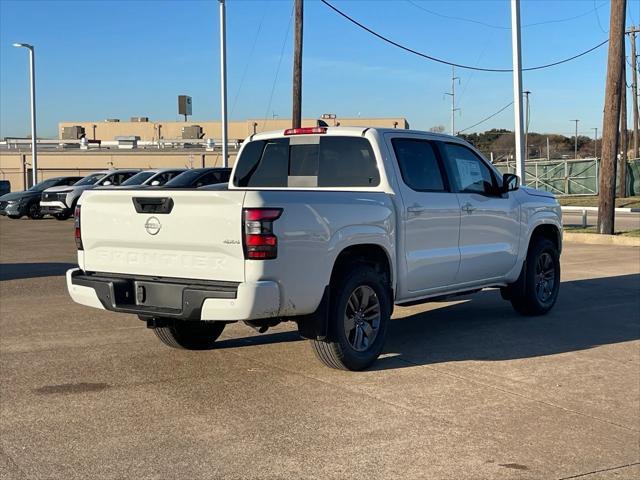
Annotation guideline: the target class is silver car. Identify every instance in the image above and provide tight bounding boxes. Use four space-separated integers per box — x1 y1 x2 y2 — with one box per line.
40 169 140 220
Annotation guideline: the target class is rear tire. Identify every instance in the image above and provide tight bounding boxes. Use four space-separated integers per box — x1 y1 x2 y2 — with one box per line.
310 264 391 371
153 320 226 350
508 237 560 316
8 215 21 219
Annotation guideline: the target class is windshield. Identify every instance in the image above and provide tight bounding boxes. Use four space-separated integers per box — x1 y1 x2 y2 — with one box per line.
29 178 63 192
74 173 106 186
122 171 155 186
163 170 204 187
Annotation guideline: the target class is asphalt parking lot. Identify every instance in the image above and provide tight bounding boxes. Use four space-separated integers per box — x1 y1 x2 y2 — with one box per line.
1 216 639 480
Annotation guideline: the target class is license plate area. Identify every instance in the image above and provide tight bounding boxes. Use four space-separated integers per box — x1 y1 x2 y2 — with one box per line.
134 281 183 309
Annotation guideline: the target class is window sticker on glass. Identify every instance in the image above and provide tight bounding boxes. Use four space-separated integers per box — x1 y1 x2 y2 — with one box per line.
456 158 483 190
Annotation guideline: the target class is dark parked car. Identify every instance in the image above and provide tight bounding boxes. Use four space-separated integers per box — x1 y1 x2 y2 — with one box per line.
0 180 10 197
0 176 83 219
162 168 231 188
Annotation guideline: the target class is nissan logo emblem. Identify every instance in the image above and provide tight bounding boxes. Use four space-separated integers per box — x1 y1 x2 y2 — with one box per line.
144 216 161 235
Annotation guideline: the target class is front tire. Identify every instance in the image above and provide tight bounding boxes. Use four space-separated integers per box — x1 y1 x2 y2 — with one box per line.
54 212 70 220
310 264 391 371
8 215 21 219
27 202 43 220
153 320 226 350
508 237 560 315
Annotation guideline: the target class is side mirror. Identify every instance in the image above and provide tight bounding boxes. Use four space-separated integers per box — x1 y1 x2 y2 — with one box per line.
501 173 519 193
150 180 161 186
101 180 112 186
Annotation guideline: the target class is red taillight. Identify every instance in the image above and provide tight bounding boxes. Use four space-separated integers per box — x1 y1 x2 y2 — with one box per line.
74 205 83 250
283 127 327 135
243 208 282 260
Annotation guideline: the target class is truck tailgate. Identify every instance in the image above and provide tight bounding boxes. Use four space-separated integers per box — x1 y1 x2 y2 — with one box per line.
79 189 246 282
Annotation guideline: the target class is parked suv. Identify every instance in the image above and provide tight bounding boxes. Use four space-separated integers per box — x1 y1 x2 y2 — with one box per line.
41 169 140 219
0 176 83 219
67 127 562 370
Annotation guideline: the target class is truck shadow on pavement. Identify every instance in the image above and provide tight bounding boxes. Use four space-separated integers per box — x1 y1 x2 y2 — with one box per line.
374 273 640 370
0 262 77 281
214 274 640 369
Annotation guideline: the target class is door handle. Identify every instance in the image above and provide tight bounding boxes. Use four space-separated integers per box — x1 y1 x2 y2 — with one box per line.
461 202 476 214
407 206 427 214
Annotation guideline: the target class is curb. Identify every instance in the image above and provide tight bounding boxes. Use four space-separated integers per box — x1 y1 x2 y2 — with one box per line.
561 206 640 213
564 232 640 247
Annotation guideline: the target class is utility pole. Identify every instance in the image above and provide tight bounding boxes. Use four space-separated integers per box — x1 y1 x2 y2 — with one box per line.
592 127 598 158
598 0 626 235
524 90 531 161
619 61 627 197
546 136 550 160
292 0 303 129
445 66 460 135
627 26 639 158
511 0 525 180
570 119 579 159
218 0 228 167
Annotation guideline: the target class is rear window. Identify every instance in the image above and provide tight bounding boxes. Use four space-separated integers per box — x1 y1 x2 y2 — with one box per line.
233 136 380 188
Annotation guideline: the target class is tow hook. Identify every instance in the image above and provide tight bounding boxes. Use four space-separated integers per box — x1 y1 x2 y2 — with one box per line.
243 319 281 333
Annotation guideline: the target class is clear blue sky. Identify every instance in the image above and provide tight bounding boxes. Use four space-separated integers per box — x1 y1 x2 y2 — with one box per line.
0 0 638 139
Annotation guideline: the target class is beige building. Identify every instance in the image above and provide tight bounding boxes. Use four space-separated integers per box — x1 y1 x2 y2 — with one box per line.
1 116 408 191
58 117 409 142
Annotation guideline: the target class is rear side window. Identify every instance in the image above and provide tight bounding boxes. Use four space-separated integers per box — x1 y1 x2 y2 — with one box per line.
391 138 446 192
233 136 379 188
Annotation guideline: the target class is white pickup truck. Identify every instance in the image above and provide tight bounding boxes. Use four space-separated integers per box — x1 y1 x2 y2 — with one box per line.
67 127 562 370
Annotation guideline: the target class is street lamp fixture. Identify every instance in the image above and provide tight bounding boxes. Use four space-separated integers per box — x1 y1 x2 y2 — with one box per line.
13 42 38 186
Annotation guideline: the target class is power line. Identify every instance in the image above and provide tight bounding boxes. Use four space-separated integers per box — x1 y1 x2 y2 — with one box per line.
457 102 513 133
262 5 293 129
230 3 267 117
406 0 608 30
321 0 608 73
593 0 608 33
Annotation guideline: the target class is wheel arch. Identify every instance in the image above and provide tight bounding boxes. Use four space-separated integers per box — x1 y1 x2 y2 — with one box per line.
528 222 562 253
330 243 394 298
294 242 395 342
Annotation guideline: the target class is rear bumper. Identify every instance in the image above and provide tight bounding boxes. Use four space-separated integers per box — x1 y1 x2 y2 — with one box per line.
66 268 280 321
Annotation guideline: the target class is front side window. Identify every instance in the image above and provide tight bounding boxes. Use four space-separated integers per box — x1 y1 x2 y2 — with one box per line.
391 138 446 192
233 136 379 188
194 171 228 187
443 143 495 195
103 172 137 186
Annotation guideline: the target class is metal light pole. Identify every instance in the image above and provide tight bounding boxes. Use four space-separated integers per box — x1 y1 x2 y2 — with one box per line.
592 127 598 158
13 42 38 186
523 90 531 161
571 119 579 159
218 1 228 167
510 0 525 179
